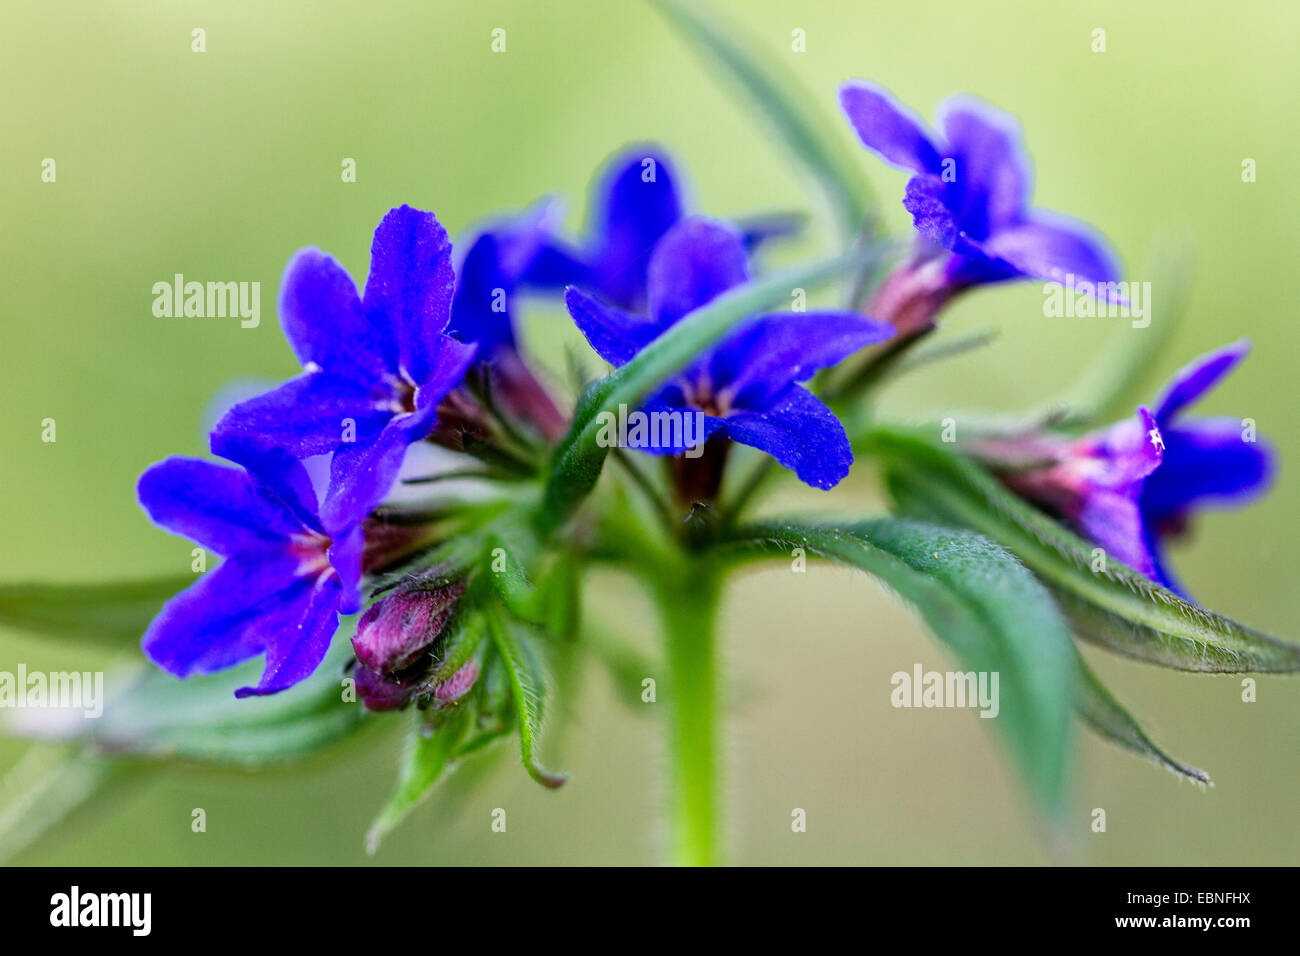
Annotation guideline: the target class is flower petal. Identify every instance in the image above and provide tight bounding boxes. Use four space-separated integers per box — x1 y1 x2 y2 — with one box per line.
209 434 325 535
1152 339 1251 422
710 312 894 410
592 147 684 308
449 199 561 356
320 422 412 531
279 248 388 380
936 95 1031 236
235 575 343 698
903 175 962 249
619 393 726 455
137 457 301 556
980 211 1121 290
362 205 456 382
1084 407 1164 489
646 217 748 326
1141 418 1274 521
142 554 305 678
212 372 390 459
721 386 853 489
839 80 942 175
447 233 515 356
1075 488 1159 580
565 286 663 367
328 524 366 615
412 334 478 413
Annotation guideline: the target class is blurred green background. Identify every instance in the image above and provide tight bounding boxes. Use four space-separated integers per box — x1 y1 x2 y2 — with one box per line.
2 0 1297 865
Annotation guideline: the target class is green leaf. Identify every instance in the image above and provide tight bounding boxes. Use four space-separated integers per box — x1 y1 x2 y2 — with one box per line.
647 0 875 239
868 426 1300 673
726 517 1076 820
1074 655 1209 785
365 706 472 854
4 633 368 765
0 575 191 644
485 609 567 789
542 247 876 530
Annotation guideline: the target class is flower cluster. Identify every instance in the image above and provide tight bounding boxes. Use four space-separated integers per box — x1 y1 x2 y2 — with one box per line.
135 81 1275 726
136 147 846 699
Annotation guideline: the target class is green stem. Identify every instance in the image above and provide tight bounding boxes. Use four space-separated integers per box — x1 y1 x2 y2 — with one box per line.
655 560 723 866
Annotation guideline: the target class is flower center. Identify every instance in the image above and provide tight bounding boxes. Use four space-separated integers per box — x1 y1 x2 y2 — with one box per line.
288 532 333 577
383 373 419 415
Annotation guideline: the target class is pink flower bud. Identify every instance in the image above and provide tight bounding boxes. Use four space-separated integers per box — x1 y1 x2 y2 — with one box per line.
432 659 481 706
351 581 464 674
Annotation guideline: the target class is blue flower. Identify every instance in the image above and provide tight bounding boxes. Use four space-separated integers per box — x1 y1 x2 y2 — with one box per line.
984 342 1273 594
137 442 363 697
1139 340 1274 592
447 198 562 359
212 206 478 531
444 199 571 441
565 217 893 489
839 81 1121 330
521 146 796 312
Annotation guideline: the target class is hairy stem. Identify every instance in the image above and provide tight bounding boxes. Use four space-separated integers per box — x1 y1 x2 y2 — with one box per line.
655 560 723 866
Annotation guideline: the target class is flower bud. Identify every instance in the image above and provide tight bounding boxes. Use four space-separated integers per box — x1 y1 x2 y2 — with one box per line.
432 659 481 706
351 580 464 675
353 664 419 712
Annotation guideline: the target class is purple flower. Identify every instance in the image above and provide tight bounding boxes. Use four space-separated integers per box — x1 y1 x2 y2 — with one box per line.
445 200 571 441
839 81 1120 330
212 206 478 532
522 146 795 312
565 217 893 490
989 407 1166 579
1139 340 1274 592
447 198 562 360
137 443 363 697
982 341 1273 593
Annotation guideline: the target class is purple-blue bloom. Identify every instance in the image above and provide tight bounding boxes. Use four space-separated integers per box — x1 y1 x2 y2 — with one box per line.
565 217 893 489
521 146 796 313
839 81 1121 330
986 341 1272 594
1139 340 1274 593
447 198 561 359
137 443 363 697
212 206 478 531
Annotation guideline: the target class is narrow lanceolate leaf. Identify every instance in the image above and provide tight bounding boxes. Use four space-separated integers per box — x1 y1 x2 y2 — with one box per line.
0 576 191 644
1073 655 1209 785
543 247 878 529
485 609 567 789
3 636 367 765
647 0 876 238
726 517 1076 820
868 427 1300 673
366 706 472 854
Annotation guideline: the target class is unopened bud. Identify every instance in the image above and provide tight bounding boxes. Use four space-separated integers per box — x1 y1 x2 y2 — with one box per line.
432 659 481 706
354 664 419 712
352 581 465 674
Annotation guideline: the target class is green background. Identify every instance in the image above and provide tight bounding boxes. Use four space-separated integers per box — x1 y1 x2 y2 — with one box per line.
2 0 1296 864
